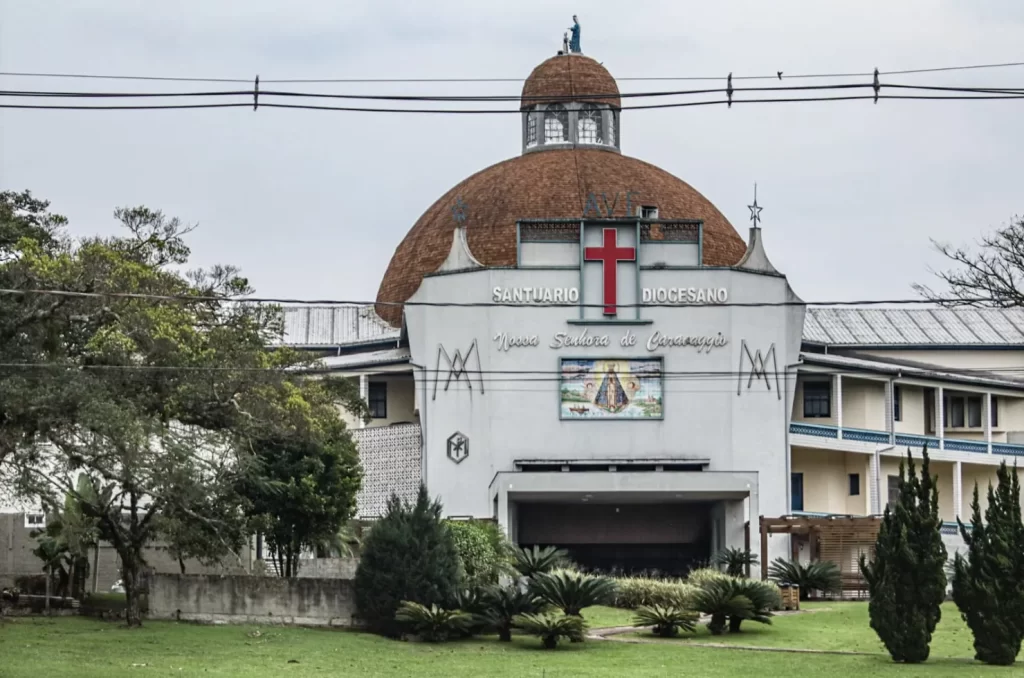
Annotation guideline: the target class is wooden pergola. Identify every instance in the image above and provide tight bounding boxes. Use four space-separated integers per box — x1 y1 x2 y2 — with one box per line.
759 514 882 582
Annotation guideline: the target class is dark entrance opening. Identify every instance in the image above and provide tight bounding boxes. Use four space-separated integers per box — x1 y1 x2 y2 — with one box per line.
516 501 712 577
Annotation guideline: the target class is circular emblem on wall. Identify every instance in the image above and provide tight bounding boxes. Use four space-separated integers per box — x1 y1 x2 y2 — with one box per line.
447 431 469 464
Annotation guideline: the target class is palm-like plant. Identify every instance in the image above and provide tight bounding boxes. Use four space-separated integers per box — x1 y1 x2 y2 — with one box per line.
514 545 569 578
711 547 760 578
726 579 778 632
633 604 699 637
529 569 617 617
691 579 754 635
767 558 842 600
450 587 490 637
512 612 587 649
479 584 548 641
394 601 473 642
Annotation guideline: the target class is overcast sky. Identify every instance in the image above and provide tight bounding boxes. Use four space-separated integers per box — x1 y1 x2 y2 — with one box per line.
1 1 1021 305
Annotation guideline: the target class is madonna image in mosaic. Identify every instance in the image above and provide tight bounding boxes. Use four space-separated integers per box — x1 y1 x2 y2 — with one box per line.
559 358 663 419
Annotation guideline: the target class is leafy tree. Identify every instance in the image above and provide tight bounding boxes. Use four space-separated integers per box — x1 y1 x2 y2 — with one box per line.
859 448 947 664
3 198 359 626
30 474 99 599
711 547 759 578
446 520 513 587
768 558 842 600
952 462 1024 666
354 486 460 637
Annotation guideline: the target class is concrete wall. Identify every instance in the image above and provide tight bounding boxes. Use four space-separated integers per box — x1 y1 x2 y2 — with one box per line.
791 448 870 515
338 374 418 430
147 574 354 627
295 558 359 580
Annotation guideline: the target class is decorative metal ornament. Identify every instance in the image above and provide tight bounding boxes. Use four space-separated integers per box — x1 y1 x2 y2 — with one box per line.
747 183 763 226
451 196 468 225
736 339 781 400
447 431 469 464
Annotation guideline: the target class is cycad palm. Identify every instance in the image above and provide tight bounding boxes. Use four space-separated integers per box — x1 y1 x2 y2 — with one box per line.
691 579 754 635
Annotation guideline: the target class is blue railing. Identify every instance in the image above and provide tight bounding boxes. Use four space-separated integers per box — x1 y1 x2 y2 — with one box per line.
790 422 1024 456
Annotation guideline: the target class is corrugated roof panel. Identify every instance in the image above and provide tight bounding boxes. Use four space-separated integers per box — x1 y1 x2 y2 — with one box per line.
978 309 1024 342
801 312 831 343
905 310 956 343
809 308 858 344
876 309 931 344
1001 308 1024 337
929 309 983 343
276 305 400 346
858 309 909 343
841 309 886 343
956 309 1012 343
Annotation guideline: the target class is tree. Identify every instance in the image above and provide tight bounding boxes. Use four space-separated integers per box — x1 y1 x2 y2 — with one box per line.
952 462 1024 666
915 215 1024 306
3 198 359 626
354 486 460 637
30 474 99 598
240 430 361 578
859 447 947 664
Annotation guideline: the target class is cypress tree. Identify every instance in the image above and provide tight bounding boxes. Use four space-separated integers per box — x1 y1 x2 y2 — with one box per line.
859 447 947 663
952 462 1024 666
354 485 461 637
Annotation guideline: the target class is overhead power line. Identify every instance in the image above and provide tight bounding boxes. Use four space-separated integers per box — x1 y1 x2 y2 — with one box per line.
0 286 1009 309
1 60 1023 84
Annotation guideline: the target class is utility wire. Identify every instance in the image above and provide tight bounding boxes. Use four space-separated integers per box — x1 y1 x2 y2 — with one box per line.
0 286 1009 308
1 60 1023 84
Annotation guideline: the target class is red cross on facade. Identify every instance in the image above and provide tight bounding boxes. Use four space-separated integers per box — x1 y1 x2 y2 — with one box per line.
585 227 636 316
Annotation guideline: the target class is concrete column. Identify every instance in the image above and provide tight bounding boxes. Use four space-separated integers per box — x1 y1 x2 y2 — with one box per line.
358 374 369 429
985 392 993 454
836 374 844 439
937 387 944 450
953 460 963 520
869 451 880 515
886 379 895 443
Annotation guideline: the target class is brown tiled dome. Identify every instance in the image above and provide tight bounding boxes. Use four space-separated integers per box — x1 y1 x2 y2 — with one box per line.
375 149 747 326
521 54 620 109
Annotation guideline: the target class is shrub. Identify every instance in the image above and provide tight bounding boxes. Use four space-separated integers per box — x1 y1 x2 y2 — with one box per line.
691 579 754 635
687 567 729 588
767 559 841 600
513 612 587 649
952 461 1024 666
479 584 549 641
529 570 617 617
725 578 777 632
613 576 696 609
394 601 472 642
354 486 461 637
514 545 570 579
450 587 490 637
445 520 513 587
633 604 699 637
860 448 947 664
711 548 759 578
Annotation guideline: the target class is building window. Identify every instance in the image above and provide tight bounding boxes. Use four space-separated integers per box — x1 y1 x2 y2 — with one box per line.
577 104 603 144
24 513 45 529
791 473 804 512
803 380 831 418
944 394 983 428
608 111 617 146
544 104 568 144
368 382 387 419
893 385 902 422
526 113 538 147
849 473 861 496
887 475 900 509
992 396 999 427
640 206 659 219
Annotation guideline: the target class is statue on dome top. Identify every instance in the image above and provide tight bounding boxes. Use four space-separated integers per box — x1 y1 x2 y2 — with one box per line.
568 15 581 53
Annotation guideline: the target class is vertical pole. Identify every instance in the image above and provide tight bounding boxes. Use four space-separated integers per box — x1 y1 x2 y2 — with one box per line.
953 460 963 521
759 516 768 580
985 392 993 454
937 387 945 450
836 374 844 439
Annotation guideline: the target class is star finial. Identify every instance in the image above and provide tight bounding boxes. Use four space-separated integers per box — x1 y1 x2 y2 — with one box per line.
747 183 763 227
451 196 468 225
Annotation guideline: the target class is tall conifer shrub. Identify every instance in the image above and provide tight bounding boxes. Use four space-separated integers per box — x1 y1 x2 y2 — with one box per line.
952 462 1024 666
859 447 947 663
354 485 460 637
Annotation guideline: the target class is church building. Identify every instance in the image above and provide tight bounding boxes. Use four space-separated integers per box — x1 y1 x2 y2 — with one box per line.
278 50 1024 576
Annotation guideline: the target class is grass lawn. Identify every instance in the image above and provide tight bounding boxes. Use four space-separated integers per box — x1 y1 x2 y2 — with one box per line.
0 603 1019 677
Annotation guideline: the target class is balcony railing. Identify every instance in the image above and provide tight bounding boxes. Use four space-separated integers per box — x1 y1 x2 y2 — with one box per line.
789 422 1024 457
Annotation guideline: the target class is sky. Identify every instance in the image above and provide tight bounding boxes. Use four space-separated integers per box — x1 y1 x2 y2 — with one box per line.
1 0 1022 306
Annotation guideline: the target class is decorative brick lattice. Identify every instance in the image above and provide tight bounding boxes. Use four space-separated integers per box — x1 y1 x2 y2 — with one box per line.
352 424 422 518
520 222 580 243
640 222 700 243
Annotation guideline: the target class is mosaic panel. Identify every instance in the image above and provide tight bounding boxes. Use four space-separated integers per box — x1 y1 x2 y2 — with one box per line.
352 423 422 518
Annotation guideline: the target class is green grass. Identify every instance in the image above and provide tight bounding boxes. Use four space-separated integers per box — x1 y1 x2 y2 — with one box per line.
0 603 1018 677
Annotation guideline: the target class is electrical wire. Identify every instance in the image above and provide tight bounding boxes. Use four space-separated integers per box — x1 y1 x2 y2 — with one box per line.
2 60 1023 84
0 286 1009 308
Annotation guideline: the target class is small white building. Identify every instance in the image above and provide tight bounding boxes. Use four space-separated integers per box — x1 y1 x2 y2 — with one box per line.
277 51 1024 576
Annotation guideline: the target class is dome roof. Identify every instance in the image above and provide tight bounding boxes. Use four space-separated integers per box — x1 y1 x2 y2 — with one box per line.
521 54 620 109
375 148 748 326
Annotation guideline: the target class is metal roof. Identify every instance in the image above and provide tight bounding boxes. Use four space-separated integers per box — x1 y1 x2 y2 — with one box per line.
277 305 400 347
800 351 1024 391
803 308 1024 347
